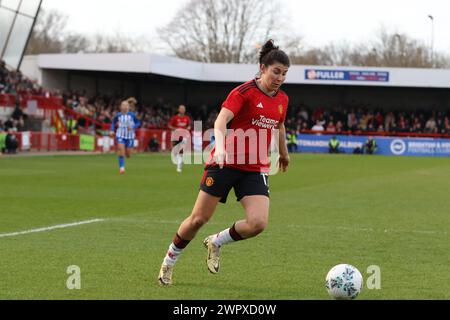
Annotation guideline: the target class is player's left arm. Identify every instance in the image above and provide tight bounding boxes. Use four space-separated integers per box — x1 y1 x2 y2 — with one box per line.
278 122 290 172
186 116 192 131
132 113 141 129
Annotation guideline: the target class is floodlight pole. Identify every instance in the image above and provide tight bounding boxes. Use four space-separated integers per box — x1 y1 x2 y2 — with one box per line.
17 0 43 70
428 15 434 68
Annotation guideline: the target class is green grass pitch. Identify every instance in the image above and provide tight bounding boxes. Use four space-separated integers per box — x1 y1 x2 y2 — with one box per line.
0 153 449 299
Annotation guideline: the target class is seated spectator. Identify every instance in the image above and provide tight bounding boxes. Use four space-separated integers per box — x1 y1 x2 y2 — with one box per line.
444 117 450 134
0 129 5 153
12 104 27 121
5 129 18 154
347 110 358 131
4 118 15 131
311 120 325 132
16 116 27 132
411 118 422 133
335 120 343 133
286 130 298 153
148 134 160 152
436 118 445 134
366 123 375 132
424 116 437 133
300 122 309 132
364 137 377 155
326 121 336 133
67 116 78 134
328 136 340 154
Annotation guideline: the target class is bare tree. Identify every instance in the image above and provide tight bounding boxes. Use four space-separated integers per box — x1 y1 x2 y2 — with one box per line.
285 28 449 68
26 9 149 54
86 32 150 53
63 34 91 54
158 0 285 63
25 8 68 54
370 28 448 68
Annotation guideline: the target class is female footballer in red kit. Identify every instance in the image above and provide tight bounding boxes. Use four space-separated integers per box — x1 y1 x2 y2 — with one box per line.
158 40 290 285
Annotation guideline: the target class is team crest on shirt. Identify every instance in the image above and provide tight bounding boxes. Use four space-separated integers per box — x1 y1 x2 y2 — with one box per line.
278 105 284 115
206 177 214 187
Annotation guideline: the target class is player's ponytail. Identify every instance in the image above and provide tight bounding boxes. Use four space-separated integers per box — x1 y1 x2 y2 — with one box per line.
127 97 137 111
259 39 290 67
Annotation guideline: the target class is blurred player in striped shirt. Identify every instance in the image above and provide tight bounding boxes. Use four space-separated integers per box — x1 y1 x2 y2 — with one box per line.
110 99 141 174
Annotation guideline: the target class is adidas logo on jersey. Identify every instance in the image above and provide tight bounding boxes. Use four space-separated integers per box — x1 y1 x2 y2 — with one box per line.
256 102 264 109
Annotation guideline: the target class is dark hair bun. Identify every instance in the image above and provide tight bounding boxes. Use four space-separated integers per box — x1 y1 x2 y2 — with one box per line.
259 40 279 64
259 39 290 67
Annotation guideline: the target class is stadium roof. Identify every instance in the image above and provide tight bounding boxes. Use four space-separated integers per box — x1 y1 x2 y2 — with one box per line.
33 53 450 88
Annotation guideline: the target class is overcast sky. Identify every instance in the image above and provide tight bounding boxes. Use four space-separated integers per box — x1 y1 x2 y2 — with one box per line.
42 0 450 54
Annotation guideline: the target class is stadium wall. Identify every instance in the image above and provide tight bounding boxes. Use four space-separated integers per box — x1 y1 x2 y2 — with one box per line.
296 133 450 157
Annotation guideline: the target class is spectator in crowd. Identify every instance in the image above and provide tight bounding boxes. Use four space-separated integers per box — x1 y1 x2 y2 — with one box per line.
325 120 336 133
0 133 5 154
67 116 78 134
11 103 27 121
311 120 325 132
16 116 27 132
364 137 377 155
286 130 298 153
299 107 309 122
425 116 437 133
329 136 340 154
148 134 160 152
335 120 344 133
347 110 358 131
4 118 15 131
444 116 450 134
0 121 5 154
5 128 18 154
384 112 395 132
366 122 375 132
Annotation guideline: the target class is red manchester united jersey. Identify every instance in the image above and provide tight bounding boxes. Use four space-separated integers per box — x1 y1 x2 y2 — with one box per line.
208 79 289 173
169 115 191 130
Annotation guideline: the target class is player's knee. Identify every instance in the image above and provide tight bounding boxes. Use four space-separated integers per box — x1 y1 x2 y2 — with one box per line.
190 214 209 229
248 218 267 235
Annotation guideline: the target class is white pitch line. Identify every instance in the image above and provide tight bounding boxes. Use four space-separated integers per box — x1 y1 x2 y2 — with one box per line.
0 219 105 238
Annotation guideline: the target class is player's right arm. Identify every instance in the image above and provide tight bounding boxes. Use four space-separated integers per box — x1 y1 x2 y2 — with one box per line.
213 108 234 169
110 115 119 137
213 87 245 168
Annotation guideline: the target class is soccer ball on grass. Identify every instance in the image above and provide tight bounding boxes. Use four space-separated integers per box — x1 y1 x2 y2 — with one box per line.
325 264 363 300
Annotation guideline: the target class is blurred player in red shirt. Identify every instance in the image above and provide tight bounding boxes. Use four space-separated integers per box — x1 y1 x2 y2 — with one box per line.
158 40 290 285
168 105 192 173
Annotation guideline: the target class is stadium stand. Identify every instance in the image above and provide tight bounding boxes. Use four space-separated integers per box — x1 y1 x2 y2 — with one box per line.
1 54 450 154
